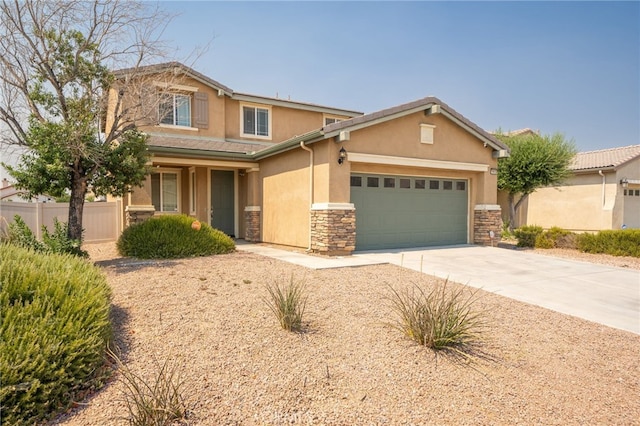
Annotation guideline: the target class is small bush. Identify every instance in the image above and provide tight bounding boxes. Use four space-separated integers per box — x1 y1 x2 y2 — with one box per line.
0 244 112 425
263 275 308 332
387 280 485 352
109 350 188 426
534 226 577 250
4 215 87 257
513 225 544 248
578 229 640 258
117 215 235 259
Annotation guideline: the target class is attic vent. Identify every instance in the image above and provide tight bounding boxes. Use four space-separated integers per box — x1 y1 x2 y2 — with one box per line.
420 124 435 144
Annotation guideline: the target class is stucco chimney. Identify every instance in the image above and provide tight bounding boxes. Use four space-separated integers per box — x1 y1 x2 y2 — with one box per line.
1 178 9 188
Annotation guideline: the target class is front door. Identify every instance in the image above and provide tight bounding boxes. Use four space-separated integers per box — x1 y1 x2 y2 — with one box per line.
210 170 235 236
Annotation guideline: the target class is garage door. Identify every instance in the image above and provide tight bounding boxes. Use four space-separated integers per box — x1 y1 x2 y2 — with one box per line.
350 173 468 250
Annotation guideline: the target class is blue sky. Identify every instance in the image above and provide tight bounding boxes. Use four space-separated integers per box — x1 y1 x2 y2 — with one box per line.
160 0 639 152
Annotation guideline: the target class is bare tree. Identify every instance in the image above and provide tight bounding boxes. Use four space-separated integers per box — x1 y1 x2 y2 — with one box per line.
0 0 174 242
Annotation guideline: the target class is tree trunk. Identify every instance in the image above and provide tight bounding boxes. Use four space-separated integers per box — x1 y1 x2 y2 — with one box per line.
508 192 517 232
68 175 88 242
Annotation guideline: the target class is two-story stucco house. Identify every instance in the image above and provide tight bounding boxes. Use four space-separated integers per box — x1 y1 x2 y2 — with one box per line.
107 62 508 255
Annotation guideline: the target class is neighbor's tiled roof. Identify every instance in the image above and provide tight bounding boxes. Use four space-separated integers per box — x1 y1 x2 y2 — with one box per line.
570 144 640 171
147 133 269 156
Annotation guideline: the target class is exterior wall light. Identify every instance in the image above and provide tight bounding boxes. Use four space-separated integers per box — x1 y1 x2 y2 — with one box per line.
620 178 629 188
338 147 347 165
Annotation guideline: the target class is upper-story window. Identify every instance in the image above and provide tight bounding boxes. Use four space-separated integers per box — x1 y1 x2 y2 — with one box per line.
242 104 270 138
159 93 191 127
324 116 344 126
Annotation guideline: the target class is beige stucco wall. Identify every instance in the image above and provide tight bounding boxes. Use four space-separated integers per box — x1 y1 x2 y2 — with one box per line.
501 157 640 231
260 149 312 248
224 99 328 142
504 173 616 232
259 110 501 249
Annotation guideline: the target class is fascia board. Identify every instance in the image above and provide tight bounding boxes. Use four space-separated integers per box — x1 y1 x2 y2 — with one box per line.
348 152 489 172
323 104 435 139
231 93 362 117
151 155 258 169
149 146 254 161
251 131 325 159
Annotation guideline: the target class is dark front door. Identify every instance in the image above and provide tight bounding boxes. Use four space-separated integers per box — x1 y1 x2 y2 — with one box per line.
210 170 235 236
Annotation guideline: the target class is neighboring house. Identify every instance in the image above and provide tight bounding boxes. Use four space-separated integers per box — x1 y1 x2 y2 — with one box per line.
499 144 640 231
107 62 509 254
0 179 52 202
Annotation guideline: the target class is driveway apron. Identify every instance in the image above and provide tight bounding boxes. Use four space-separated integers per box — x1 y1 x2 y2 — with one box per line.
355 245 640 335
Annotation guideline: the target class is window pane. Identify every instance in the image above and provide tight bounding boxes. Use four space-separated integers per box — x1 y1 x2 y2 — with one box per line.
415 179 425 189
243 107 255 135
429 180 439 190
456 181 466 191
350 176 362 187
636 190 640 196
175 95 191 126
399 178 411 189
325 117 337 125
256 108 269 136
151 173 161 211
159 95 174 125
443 181 453 190
367 177 379 188
384 178 395 188
162 173 178 212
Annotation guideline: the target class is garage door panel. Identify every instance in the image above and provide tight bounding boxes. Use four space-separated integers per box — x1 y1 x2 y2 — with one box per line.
351 173 468 250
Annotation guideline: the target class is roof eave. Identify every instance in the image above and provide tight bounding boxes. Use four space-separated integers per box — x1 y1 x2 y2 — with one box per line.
252 130 325 160
148 145 253 161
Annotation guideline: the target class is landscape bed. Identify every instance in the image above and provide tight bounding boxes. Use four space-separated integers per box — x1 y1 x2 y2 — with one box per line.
52 243 640 425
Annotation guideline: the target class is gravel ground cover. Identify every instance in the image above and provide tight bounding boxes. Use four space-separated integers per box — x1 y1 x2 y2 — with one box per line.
51 243 640 425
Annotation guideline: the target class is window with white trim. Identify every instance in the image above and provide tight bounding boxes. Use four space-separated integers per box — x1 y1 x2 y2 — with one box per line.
242 104 270 138
151 171 179 212
324 116 344 126
159 93 191 127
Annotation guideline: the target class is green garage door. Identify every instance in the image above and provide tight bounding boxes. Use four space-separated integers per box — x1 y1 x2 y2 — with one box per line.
350 174 468 251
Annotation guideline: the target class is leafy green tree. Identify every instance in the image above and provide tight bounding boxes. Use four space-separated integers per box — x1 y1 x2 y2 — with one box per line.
496 132 577 231
0 0 170 242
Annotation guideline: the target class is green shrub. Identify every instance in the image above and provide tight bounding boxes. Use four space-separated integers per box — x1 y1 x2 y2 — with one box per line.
387 280 485 353
577 229 640 258
535 233 554 249
263 275 308 332
117 215 235 259
4 215 87 257
534 226 577 249
0 244 112 425
513 225 544 248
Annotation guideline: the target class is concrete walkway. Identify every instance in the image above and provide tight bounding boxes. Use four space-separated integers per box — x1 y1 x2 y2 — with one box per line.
236 242 640 335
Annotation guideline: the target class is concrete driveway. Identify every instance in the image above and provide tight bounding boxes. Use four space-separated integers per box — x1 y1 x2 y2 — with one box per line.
355 245 640 335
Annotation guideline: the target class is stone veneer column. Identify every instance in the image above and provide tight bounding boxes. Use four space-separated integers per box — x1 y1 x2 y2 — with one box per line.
310 203 356 256
125 205 155 227
244 206 261 242
474 204 502 246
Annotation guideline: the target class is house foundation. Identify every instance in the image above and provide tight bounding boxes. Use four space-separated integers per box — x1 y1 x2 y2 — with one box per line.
310 203 356 256
473 204 502 246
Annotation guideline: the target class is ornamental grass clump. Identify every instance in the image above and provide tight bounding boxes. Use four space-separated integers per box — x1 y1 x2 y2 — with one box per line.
0 243 112 425
388 280 485 353
109 350 188 426
263 275 308 332
117 214 235 259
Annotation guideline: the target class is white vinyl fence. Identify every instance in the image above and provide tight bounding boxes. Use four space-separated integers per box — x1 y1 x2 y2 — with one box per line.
0 200 122 243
